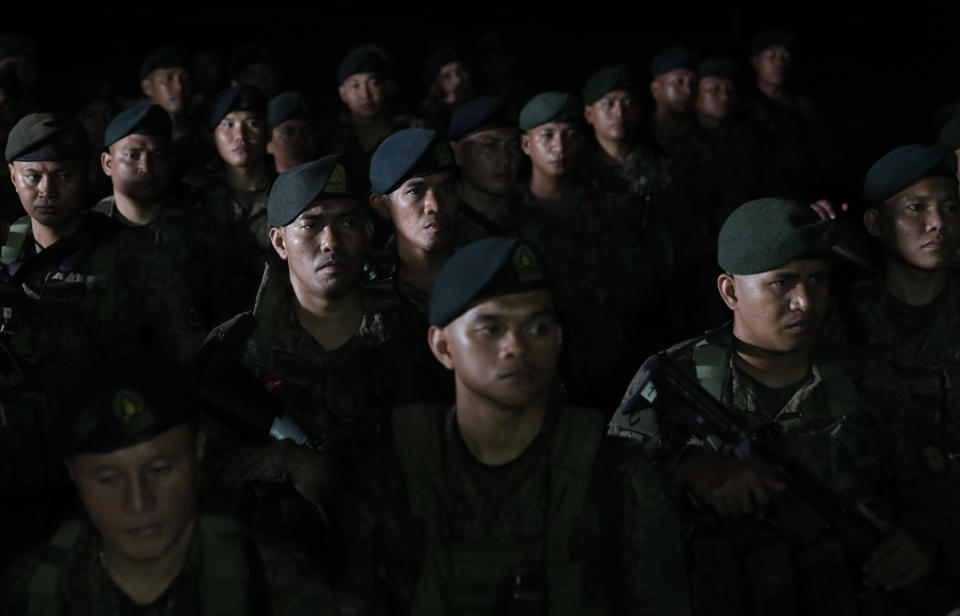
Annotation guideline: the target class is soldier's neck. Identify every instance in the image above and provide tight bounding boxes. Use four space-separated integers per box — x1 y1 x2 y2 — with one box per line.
758 79 785 100
731 333 811 388
170 113 192 141
696 113 726 133
596 134 636 165
293 286 364 351
655 107 689 135
224 162 271 192
397 237 449 294
455 389 548 466
101 515 195 606
884 257 948 306
529 170 576 200
461 182 510 222
112 191 166 226
31 215 84 249
352 115 392 153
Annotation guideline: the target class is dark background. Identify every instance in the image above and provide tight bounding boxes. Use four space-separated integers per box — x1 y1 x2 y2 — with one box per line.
13 6 960 202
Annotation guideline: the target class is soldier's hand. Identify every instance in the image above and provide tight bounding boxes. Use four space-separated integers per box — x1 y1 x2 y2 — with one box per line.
809 199 849 220
856 502 940 591
676 448 786 518
284 445 343 525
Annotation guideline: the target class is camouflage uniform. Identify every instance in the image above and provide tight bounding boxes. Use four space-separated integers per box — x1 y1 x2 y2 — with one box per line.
0 212 203 362
322 113 423 191
366 236 435 316
453 196 523 248
0 513 286 616
338 403 691 615
621 325 960 615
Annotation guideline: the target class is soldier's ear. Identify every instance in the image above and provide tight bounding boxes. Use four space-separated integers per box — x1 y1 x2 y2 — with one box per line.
369 194 391 220
337 83 349 106
100 151 113 177
718 273 738 310
583 104 593 126
269 226 288 260
521 132 532 156
449 139 462 165
428 326 455 371
649 79 660 101
140 78 153 99
863 208 881 238
7 163 15 189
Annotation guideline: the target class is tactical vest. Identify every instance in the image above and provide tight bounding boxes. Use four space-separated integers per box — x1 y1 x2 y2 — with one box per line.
26 514 254 616
392 404 604 616
93 197 191 255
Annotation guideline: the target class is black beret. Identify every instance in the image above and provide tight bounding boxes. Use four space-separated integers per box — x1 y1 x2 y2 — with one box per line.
104 104 172 148
268 154 360 226
448 95 513 140
938 114 960 150
208 85 267 130
423 46 461 84
429 237 551 327
0 34 31 61
50 354 199 457
268 91 310 129
582 64 635 105
139 44 189 80
751 30 793 55
863 145 958 204
650 46 697 77
230 43 274 77
369 128 456 194
337 45 389 84
718 198 836 274
5 113 90 162
698 57 738 81
519 92 580 131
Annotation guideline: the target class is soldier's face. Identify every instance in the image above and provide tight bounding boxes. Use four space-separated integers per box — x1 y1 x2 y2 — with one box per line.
866 177 960 271
235 62 283 100
338 72 385 120
429 290 561 409
752 46 792 86
521 122 584 180
141 67 191 116
433 61 474 105
453 127 522 198
652 69 696 113
696 77 736 122
722 258 832 353
585 90 638 142
214 111 268 168
102 134 174 204
377 170 459 254
66 424 204 564
270 199 373 301
9 159 88 230
267 118 319 171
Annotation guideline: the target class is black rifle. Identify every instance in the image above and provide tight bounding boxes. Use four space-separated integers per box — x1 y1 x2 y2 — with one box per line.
608 352 960 616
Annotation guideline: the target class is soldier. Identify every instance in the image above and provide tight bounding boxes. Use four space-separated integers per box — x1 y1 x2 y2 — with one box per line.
418 45 475 131
338 237 691 615
649 45 698 156
620 198 960 614
838 145 960 468
447 95 523 245
368 127 460 314
2 112 203 361
139 45 194 149
266 91 320 174
201 155 447 580
229 43 283 100
0 354 321 615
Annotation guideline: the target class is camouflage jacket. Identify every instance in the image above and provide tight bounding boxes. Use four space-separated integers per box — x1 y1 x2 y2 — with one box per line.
365 237 435 317
0 212 203 362
338 403 691 616
453 197 524 249
619 325 960 615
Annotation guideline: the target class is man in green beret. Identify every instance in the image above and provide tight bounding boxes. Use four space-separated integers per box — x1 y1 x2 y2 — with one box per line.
1 112 203 361
338 236 691 615
418 45 475 131
649 45 698 156
0 354 339 615
618 197 960 614
516 91 676 408
140 45 193 146
834 145 960 473
201 154 447 582
368 127 460 314
266 91 319 175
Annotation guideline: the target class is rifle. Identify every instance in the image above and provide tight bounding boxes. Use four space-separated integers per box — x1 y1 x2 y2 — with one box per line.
608 352 960 616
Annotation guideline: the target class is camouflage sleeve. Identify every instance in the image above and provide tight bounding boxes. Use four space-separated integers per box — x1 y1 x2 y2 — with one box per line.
621 441 692 616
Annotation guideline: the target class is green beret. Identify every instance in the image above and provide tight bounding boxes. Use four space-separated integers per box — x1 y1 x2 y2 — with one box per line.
430 237 551 327
5 113 90 163
51 354 199 457
718 198 836 274
863 145 957 204
208 85 267 130
448 95 512 141
104 104 172 148
268 91 310 129
650 45 697 77
139 44 188 80
698 57 738 80
423 45 461 84
369 128 456 194
582 64 635 105
268 154 360 226
519 92 580 131
337 45 389 84
751 30 793 55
